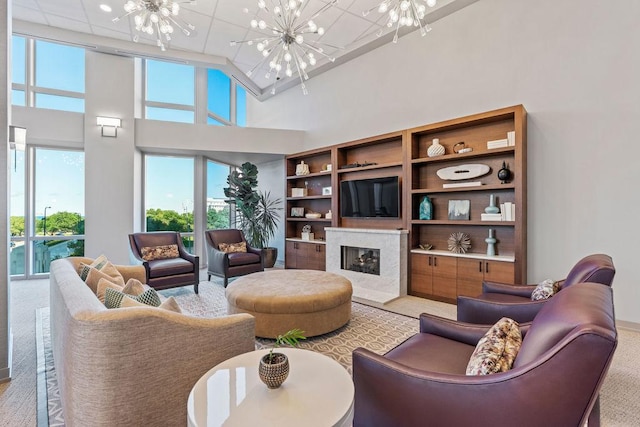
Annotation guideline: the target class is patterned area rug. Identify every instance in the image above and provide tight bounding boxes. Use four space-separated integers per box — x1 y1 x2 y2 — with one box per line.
38 281 419 425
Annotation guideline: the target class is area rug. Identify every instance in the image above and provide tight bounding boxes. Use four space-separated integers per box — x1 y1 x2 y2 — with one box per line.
37 282 419 426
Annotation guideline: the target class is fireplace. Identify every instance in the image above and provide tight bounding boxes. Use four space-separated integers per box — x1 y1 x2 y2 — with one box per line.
326 227 408 305
341 246 380 276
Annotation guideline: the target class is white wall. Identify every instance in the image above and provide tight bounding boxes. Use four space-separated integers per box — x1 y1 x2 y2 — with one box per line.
255 158 286 262
248 0 640 323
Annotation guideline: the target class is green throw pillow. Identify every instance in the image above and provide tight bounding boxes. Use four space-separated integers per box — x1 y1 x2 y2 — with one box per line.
104 287 162 309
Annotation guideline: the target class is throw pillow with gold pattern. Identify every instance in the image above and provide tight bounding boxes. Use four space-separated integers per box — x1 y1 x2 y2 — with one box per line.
140 244 179 261
218 242 247 253
466 317 522 375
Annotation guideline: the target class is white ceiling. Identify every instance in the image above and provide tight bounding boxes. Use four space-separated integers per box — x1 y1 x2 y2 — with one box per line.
11 0 477 99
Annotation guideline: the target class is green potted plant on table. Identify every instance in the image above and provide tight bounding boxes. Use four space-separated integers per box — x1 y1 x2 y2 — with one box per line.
259 328 306 389
224 162 282 268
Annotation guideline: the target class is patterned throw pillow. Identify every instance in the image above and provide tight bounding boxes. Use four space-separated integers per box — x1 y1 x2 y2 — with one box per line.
120 295 183 313
466 317 522 376
104 287 162 309
90 255 124 283
79 264 125 294
218 242 247 253
140 244 179 261
531 279 559 301
96 278 124 303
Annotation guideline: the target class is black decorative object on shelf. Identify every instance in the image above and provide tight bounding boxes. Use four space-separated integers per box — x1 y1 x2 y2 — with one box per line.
497 161 511 184
340 161 378 169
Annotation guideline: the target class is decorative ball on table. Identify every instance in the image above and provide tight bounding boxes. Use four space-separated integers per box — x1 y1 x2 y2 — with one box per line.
448 232 471 254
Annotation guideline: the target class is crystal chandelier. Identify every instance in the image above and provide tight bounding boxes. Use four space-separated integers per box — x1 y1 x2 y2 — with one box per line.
231 0 340 95
364 0 437 43
113 0 196 51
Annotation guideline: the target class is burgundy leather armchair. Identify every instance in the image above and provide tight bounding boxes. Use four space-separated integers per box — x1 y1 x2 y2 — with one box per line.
205 229 264 287
456 253 615 324
128 231 200 293
352 283 617 427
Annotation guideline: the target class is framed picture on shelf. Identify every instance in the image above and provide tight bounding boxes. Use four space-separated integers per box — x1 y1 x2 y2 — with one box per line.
448 200 470 220
322 186 332 195
291 207 305 217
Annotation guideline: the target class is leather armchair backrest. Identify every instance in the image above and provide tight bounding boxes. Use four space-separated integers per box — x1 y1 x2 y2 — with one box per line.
206 229 244 248
130 232 180 254
513 282 616 368
562 254 616 289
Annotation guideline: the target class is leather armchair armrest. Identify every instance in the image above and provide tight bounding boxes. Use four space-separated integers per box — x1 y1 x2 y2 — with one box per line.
247 246 264 267
457 295 547 324
419 313 491 346
176 238 197 264
207 245 229 273
482 281 536 297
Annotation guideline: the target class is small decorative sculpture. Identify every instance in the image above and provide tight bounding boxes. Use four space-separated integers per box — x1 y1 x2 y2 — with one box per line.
419 195 433 220
427 138 445 157
484 194 500 214
296 161 310 176
497 161 511 184
485 228 497 256
448 232 471 254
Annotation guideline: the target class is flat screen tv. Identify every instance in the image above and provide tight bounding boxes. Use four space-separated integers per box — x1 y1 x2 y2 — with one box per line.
340 176 400 218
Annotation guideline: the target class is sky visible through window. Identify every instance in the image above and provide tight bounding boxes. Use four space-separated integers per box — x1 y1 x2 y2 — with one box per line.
11 37 245 216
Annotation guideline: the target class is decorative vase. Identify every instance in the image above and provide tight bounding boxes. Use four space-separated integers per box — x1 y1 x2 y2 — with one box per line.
259 352 289 389
427 138 445 158
497 161 511 184
419 196 432 220
484 194 500 214
295 161 310 176
485 228 497 256
262 247 278 268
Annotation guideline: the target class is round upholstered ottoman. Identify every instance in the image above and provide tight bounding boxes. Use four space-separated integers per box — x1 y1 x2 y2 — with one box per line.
225 270 352 338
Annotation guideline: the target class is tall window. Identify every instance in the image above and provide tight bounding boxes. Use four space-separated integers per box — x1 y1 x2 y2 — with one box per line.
145 155 195 252
11 37 85 112
145 60 195 123
206 160 232 230
207 69 231 126
10 148 85 277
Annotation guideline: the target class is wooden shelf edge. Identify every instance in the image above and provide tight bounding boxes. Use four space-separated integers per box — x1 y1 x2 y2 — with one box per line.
286 238 326 244
286 195 332 200
410 249 515 262
286 171 332 179
286 217 332 222
411 220 515 226
411 147 515 164
337 161 403 174
411 184 515 194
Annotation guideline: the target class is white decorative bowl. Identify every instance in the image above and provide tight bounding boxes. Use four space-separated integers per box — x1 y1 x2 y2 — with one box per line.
305 213 322 219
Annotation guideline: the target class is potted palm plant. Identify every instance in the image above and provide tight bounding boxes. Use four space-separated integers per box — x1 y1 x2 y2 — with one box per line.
258 328 306 389
224 162 282 268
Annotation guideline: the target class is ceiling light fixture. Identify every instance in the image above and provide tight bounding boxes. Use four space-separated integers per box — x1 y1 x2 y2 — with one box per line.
112 0 196 51
231 0 341 96
364 0 437 43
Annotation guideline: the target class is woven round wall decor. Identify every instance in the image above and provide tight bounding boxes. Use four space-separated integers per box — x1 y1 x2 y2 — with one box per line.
448 232 471 254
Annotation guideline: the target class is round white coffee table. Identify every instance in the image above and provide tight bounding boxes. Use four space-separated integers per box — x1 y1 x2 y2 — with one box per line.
187 348 354 427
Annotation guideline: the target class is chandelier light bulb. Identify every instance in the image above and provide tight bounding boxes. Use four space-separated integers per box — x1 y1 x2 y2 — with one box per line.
250 19 258 28
366 0 437 43
317 27 325 35
288 0 297 9
379 4 388 13
400 1 410 11
258 0 266 9
284 52 292 62
427 0 436 6
150 13 159 23
295 35 304 44
258 20 267 30
172 3 179 15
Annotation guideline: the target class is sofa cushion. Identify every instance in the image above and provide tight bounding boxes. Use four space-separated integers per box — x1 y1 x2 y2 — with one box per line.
219 242 247 253
147 258 194 278
531 279 559 301
79 264 125 293
140 244 180 261
104 287 162 309
96 278 149 303
228 252 261 267
89 255 125 282
466 317 522 375
120 295 183 313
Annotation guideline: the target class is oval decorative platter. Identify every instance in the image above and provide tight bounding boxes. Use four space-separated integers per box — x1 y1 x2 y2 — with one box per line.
436 164 490 181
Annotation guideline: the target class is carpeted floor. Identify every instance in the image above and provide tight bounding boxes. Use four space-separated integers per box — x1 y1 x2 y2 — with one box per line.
30 279 640 426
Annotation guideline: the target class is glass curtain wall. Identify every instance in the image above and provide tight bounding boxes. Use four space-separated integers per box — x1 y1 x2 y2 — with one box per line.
206 160 232 230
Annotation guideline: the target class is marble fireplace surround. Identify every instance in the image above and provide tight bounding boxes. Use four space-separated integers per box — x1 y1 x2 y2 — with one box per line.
326 227 408 305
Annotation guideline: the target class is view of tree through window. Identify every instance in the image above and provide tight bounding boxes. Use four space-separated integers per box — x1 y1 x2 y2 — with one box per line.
207 160 231 230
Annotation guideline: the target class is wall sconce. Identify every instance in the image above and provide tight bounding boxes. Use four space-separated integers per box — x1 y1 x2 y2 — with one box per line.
96 116 122 137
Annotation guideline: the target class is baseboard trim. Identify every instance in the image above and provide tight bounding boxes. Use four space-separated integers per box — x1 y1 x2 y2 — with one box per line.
616 320 640 332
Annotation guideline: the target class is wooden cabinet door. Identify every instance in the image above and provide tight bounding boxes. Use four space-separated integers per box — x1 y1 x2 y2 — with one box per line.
484 261 515 284
411 253 433 296
432 256 457 300
285 241 298 269
457 258 485 298
307 244 326 271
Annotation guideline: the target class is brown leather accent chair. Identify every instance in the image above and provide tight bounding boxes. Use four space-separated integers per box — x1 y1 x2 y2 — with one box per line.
352 283 617 427
456 254 615 324
128 231 200 293
204 229 264 287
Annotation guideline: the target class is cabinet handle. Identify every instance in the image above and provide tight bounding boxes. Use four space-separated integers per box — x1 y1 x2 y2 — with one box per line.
478 261 482 273
428 256 432 266
485 262 489 273
434 257 437 267
294 242 298 249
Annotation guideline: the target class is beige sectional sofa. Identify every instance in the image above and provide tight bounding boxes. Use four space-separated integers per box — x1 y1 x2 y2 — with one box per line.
50 256 256 427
